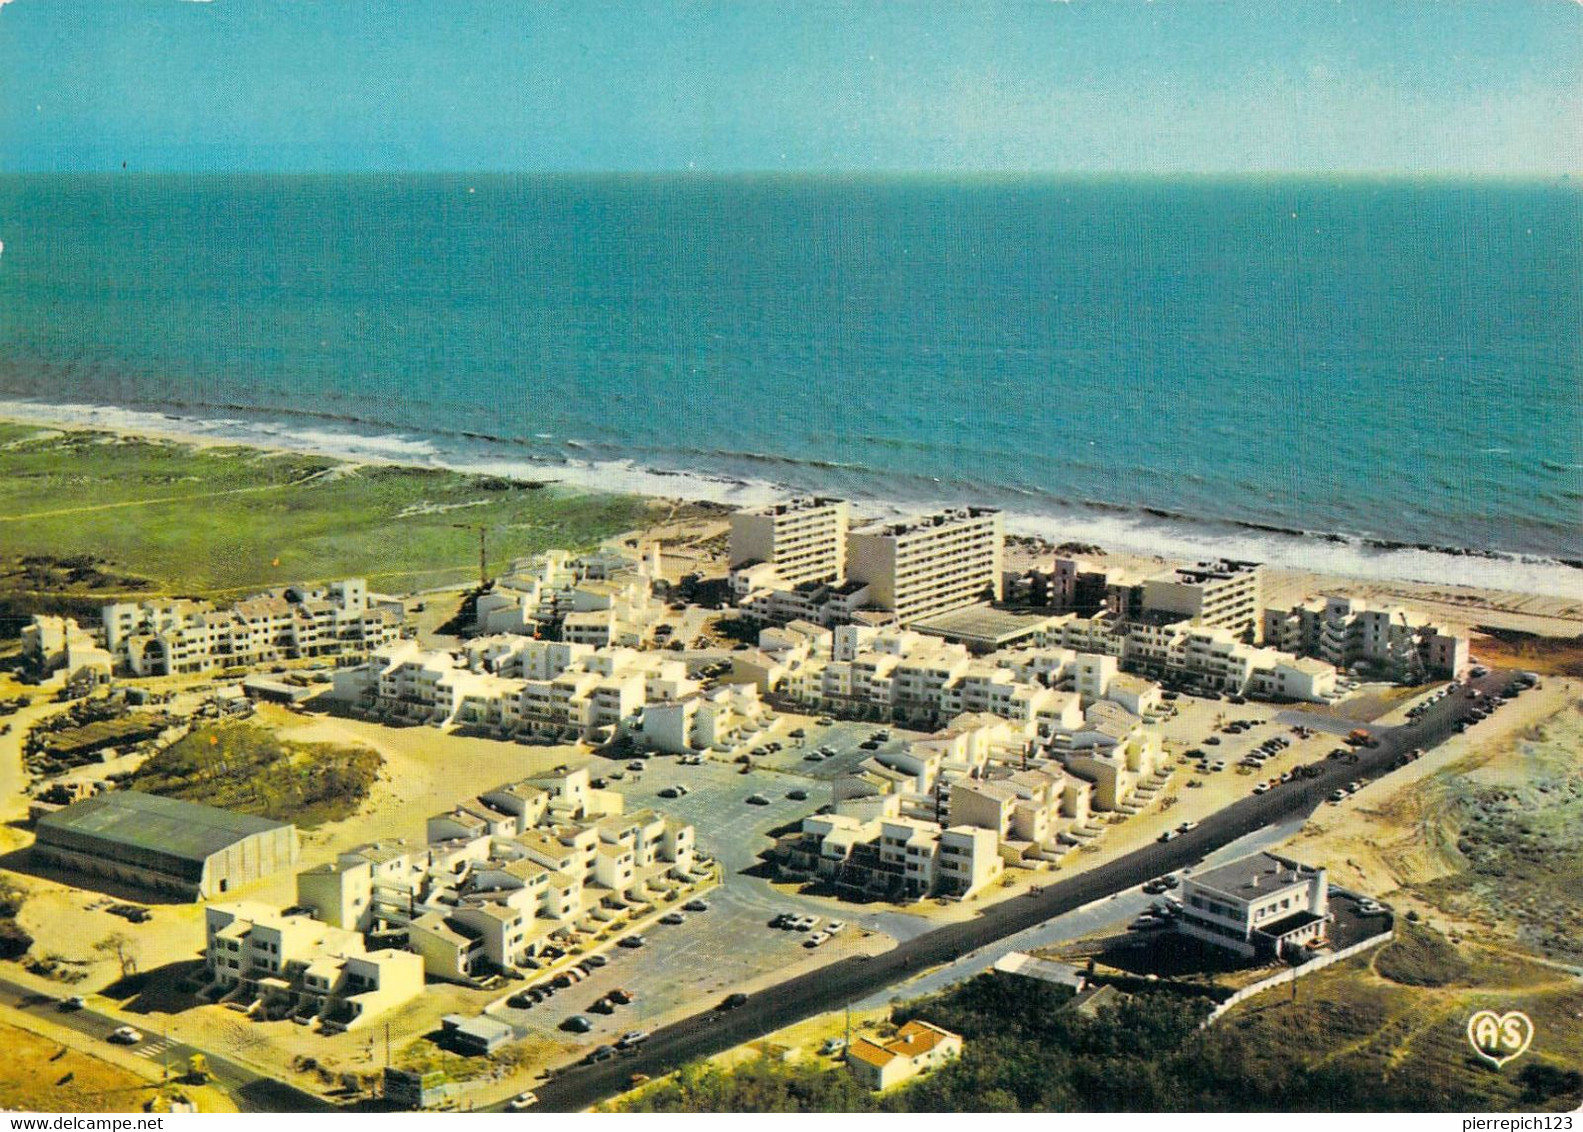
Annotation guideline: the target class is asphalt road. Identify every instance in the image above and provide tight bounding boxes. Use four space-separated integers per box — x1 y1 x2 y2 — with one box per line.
0 974 334 1113
530 668 1516 1112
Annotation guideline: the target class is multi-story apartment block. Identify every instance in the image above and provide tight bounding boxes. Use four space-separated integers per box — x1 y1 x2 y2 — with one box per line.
102 579 402 677
786 811 1001 901
1141 559 1263 638
846 508 1004 625
729 497 850 588
1262 595 1469 681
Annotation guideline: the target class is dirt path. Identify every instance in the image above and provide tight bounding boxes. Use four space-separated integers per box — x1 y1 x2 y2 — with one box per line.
0 467 337 524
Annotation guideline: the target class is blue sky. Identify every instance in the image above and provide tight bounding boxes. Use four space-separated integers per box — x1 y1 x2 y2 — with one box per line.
1 0 1578 174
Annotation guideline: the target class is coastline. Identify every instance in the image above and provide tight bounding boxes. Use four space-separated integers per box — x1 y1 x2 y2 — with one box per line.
3 401 1580 638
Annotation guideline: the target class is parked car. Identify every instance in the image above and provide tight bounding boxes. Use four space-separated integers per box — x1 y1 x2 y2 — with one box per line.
787 788 809 801
804 931 830 948
683 899 710 913
562 1015 594 1033
819 1037 847 1057
660 911 686 925
617 935 646 949
825 920 847 934
608 988 634 1005
745 794 770 805
582 954 608 968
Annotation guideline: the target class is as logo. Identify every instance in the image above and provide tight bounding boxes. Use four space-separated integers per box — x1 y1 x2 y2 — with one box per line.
1466 1010 1534 1069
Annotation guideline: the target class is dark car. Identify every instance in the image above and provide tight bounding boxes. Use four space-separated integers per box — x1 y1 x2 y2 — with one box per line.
719 992 749 1010
561 1015 594 1033
787 788 809 801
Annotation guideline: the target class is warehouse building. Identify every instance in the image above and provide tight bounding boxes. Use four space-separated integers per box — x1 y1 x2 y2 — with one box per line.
33 791 299 900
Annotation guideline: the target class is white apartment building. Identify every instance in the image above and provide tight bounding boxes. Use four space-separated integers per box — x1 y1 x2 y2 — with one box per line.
204 902 423 1031
846 508 1004 626
788 812 1001 901
1141 559 1264 638
729 497 850 588
103 579 402 677
1262 595 1469 681
336 639 705 741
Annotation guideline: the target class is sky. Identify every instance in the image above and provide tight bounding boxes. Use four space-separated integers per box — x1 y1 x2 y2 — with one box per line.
0 0 1578 175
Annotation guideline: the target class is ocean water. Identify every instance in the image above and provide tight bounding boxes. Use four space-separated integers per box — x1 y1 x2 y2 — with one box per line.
0 173 1578 592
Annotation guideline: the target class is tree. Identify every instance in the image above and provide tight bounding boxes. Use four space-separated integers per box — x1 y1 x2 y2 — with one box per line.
94 932 138 978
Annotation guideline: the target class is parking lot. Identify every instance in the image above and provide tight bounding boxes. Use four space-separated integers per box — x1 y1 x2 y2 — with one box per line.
498 733 919 1052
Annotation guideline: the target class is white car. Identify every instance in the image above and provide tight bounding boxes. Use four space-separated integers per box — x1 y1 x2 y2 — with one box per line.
107 1026 143 1045
825 920 847 934
507 1092 540 1111
804 931 831 948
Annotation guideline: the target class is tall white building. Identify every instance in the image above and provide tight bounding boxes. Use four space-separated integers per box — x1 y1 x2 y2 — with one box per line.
729 497 850 588
846 508 1003 625
1141 559 1263 638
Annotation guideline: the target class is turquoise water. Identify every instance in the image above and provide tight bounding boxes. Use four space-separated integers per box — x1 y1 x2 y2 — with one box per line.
0 173 1578 568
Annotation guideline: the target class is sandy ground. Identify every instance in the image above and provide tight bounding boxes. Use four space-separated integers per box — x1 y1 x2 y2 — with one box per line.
0 1004 237 1114
1281 678 1583 935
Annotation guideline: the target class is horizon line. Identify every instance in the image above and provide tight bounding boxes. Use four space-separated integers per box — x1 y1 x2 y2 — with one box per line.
0 167 1577 182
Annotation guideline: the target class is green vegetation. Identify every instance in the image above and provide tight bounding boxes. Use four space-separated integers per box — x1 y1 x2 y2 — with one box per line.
0 876 31 961
621 964 1583 1113
620 1058 879 1113
128 721 381 828
0 425 651 626
1375 921 1472 987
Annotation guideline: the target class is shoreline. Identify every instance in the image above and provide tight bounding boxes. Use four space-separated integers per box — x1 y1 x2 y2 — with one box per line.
3 402 1580 638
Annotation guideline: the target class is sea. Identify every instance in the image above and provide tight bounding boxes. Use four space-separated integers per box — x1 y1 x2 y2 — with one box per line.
0 173 1578 595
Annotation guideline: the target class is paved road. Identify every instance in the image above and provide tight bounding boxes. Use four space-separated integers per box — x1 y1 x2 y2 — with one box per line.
0 974 334 1113
528 669 1515 1112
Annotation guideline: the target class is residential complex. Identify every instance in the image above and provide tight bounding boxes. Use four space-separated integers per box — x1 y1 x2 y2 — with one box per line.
475 544 666 647
1262 594 1470 681
289 767 698 985
204 902 424 1031
97 578 404 677
333 636 763 746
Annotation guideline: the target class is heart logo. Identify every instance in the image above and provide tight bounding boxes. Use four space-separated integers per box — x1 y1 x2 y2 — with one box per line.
1466 1010 1534 1069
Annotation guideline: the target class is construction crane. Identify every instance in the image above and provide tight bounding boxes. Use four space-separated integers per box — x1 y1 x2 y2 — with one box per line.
452 524 491 588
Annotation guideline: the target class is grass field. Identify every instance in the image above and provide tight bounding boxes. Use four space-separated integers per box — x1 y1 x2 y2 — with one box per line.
0 423 651 608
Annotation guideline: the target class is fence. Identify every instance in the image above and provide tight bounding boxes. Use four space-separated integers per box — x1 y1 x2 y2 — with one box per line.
1200 928 1394 1027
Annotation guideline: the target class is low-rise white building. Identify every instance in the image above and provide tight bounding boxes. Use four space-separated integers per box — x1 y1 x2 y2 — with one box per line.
1176 852 1329 959
204 902 423 1030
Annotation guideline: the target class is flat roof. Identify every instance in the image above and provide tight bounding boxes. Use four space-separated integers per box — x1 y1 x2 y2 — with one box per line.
1189 852 1318 901
912 604 1053 648
36 790 292 864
